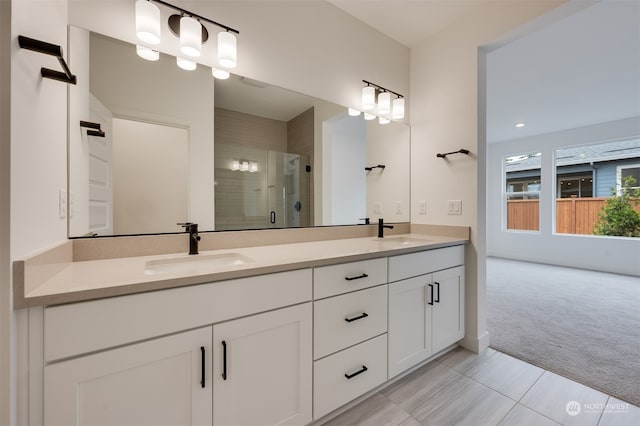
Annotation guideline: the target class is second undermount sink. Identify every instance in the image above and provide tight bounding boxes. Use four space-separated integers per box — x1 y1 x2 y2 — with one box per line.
372 236 433 247
144 252 255 275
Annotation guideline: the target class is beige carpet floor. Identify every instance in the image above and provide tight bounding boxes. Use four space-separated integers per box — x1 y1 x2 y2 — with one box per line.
487 257 640 406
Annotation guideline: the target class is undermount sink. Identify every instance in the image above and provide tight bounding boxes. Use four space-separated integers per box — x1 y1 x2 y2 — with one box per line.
144 252 255 275
372 236 432 246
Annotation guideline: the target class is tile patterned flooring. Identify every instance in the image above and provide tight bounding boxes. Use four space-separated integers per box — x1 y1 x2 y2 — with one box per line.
324 347 640 426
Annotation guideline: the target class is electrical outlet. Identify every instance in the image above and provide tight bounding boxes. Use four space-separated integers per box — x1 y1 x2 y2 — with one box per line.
395 201 402 215
447 200 462 215
59 189 67 219
419 200 426 215
373 203 381 214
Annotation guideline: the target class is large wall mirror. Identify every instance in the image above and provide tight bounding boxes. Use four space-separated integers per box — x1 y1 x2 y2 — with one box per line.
68 27 410 237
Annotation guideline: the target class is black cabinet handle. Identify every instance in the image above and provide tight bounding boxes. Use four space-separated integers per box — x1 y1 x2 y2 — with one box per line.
428 284 434 305
434 281 440 303
345 312 369 323
222 340 228 381
345 365 368 379
200 346 205 388
270 211 276 224
345 273 368 281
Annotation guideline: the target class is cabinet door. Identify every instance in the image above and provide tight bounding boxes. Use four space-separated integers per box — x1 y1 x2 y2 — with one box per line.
432 266 465 354
44 327 212 426
213 303 312 426
388 274 432 378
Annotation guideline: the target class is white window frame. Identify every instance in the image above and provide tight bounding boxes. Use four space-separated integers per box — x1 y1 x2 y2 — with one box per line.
616 163 640 194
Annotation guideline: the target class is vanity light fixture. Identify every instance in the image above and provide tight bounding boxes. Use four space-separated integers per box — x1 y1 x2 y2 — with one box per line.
249 161 258 173
378 91 391 115
212 68 230 79
135 0 240 68
135 0 161 44
136 45 160 61
240 161 249 172
179 15 202 57
392 97 405 120
348 108 361 117
361 80 404 120
176 56 196 71
362 85 376 111
231 159 240 171
364 113 376 121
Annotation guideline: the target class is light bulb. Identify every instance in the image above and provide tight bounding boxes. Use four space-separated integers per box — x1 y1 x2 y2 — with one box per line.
136 45 159 61
218 31 237 68
379 117 390 125
241 161 249 172
392 97 405 119
231 160 240 171
176 57 197 71
362 86 375 111
212 68 230 79
378 92 391 115
348 108 361 117
180 16 202 58
364 113 376 121
249 162 258 172
135 0 161 45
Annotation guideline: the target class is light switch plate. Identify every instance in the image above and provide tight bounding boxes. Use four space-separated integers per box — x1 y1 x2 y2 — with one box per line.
419 200 427 215
59 189 67 219
447 200 462 215
395 201 402 214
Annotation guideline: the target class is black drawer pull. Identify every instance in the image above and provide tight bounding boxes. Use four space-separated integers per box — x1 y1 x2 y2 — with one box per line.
428 284 434 305
200 346 205 388
345 273 368 281
345 365 368 379
345 312 369 323
222 340 228 381
434 281 440 303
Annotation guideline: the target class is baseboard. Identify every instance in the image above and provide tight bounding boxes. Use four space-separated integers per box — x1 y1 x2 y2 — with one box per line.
460 331 490 354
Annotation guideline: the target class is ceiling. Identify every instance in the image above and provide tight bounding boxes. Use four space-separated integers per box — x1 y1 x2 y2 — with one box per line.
329 1 640 144
328 0 485 47
486 0 640 143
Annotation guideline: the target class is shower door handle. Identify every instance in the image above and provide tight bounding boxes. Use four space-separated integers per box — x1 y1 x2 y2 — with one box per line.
270 211 276 224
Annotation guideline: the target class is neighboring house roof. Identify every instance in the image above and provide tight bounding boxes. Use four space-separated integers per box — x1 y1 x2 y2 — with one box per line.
505 138 640 172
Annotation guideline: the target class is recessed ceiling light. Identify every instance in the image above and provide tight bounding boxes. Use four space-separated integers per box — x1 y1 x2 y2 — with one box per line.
515 123 526 128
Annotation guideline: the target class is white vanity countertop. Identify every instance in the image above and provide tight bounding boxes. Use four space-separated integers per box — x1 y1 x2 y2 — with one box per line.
15 233 466 308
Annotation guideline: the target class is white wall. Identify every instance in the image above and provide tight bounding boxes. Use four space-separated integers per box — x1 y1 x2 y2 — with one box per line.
488 117 640 276
410 0 565 352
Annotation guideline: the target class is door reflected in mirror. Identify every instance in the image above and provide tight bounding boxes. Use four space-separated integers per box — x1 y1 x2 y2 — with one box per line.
68 27 410 237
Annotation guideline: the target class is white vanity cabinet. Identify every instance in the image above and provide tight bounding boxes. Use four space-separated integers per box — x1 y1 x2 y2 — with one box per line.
212 303 312 426
42 269 312 426
388 246 465 378
312 259 389 420
45 326 213 426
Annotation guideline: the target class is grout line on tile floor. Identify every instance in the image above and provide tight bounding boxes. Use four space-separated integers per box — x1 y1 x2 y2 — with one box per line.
516 367 546 403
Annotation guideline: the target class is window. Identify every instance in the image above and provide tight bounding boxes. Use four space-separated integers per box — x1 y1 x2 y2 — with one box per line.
558 173 593 198
504 153 541 231
555 139 640 236
617 164 640 193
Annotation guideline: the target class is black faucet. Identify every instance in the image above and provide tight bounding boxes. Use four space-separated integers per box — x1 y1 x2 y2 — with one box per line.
178 222 201 255
378 218 394 238
359 217 371 225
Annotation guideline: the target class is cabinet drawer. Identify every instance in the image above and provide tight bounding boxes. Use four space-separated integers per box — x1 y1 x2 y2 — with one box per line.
45 269 312 362
313 334 387 420
389 245 464 282
314 258 387 299
314 285 387 359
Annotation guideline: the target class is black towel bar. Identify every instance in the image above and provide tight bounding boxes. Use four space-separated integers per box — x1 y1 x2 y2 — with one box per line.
18 35 77 85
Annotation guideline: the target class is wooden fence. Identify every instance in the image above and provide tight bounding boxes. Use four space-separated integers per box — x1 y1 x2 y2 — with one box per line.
507 197 640 234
